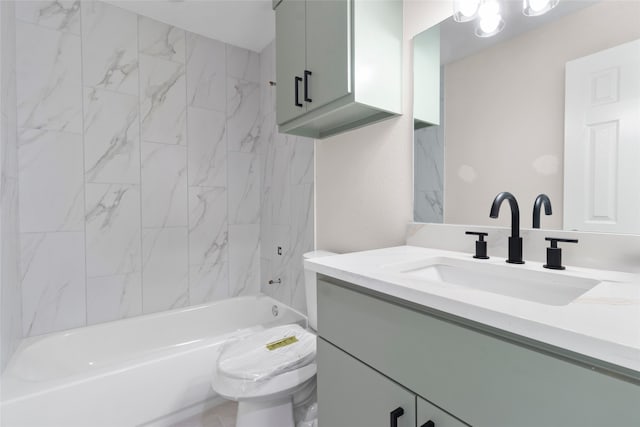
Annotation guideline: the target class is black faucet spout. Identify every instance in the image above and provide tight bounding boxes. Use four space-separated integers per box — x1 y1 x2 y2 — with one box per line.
489 192 524 264
532 194 552 228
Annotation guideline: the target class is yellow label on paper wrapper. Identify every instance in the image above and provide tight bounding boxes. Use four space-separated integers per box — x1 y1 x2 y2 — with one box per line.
266 335 298 351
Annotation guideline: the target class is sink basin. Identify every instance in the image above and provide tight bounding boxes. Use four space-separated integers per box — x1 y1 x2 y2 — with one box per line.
390 257 601 306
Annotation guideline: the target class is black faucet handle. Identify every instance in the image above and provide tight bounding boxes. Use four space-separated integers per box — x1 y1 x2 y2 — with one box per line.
544 237 578 270
465 231 489 259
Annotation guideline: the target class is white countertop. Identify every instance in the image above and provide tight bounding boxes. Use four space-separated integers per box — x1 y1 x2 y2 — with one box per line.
305 246 640 375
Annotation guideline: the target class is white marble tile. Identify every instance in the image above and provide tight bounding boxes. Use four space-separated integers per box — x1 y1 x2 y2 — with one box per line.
414 190 444 223
227 78 260 153
187 107 227 187
141 142 188 228
261 225 292 306
84 88 140 183
86 272 142 325
15 0 80 34
186 33 226 112
228 224 260 297
139 16 185 63
81 1 138 95
259 41 276 114
228 152 260 225
189 262 229 305
270 136 292 225
85 183 141 278
16 21 82 133
291 137 314 185
414 125 444 192
142 227 189 313
139 54 187 145
18 129 84 232
226 45 259 83
20 232 86 336
189 186 227 266
289 184 314 313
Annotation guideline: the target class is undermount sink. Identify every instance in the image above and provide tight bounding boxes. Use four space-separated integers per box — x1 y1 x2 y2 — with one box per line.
388 257 601 306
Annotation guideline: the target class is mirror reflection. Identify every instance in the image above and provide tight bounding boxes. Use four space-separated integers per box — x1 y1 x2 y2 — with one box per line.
413 0 640 234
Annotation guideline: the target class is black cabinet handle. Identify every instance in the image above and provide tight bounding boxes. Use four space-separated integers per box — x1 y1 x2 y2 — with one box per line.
294 76 303 107
390 407 404 427
304 70 312 102
421 421 435 427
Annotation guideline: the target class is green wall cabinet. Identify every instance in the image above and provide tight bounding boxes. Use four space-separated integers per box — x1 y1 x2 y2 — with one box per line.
316 276 640 427
274 0 402 139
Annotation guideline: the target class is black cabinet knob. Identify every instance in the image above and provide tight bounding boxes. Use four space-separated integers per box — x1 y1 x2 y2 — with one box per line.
390 407 404 427
421 421 435 427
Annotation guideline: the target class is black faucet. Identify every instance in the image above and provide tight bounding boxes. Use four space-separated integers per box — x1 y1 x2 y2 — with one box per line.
489 192 524 264
532 194 552 228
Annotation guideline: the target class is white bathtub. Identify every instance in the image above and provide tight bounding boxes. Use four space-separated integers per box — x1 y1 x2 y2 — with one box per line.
0 295 306 427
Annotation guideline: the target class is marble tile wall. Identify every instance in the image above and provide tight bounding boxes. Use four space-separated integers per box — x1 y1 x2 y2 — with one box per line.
1 0 22 371
14 0 268 337
414 69 444 223
259 41 315 314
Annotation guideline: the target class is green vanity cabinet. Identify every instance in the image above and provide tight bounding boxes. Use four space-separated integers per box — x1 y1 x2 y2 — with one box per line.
316 277 640 427
318 339 416 427
274 0 402 139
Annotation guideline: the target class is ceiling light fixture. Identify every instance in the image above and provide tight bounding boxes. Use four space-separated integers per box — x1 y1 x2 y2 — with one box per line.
475 0 505 37
523 0 559 16
453 0 481 22
454 0 560 38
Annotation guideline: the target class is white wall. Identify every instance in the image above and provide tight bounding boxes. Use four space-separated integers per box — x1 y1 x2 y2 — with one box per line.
444 1 640 229
316 0 452 252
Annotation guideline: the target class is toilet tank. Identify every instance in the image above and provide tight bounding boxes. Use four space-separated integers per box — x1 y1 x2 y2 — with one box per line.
303 251 336 331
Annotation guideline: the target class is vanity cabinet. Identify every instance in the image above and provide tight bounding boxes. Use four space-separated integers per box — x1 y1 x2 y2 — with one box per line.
316 277 640 427
318 339 416 427
274 0 402 139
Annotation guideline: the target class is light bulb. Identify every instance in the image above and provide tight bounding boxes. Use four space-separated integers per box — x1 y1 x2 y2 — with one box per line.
523 0 559 16
453 0 481 22
475 0 505 37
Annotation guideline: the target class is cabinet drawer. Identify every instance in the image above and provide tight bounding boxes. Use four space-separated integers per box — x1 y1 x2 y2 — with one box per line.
318 338 416 427
317 278 640 427
418 397 468 427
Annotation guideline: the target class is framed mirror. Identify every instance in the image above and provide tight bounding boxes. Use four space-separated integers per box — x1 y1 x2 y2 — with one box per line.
413 0 640 234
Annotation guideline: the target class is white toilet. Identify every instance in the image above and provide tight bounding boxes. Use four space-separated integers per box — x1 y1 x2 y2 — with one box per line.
211 250 335 427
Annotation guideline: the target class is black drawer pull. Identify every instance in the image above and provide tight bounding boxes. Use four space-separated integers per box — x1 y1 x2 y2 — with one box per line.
390 407 404 427
294 76 303 107
421 421 435 427
304 70 312 102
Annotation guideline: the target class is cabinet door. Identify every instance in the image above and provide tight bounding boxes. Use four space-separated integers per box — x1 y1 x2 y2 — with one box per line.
305 0 351 112
276 0 307 124
317 338 415 427
417 396 470 427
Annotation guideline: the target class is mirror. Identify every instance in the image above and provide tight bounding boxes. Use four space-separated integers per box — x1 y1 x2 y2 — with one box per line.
413 0 640 234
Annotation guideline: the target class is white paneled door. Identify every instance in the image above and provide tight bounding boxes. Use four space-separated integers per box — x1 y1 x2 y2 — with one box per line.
564 38 640 233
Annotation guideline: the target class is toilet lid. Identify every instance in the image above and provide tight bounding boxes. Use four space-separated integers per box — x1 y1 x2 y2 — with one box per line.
217 324 316 381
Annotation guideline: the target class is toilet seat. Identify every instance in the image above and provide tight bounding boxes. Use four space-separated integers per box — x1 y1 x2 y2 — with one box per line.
212 324 317 402
218 324 316 381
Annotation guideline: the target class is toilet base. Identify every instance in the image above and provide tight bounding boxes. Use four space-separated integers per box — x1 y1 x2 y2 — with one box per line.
236 397 294 427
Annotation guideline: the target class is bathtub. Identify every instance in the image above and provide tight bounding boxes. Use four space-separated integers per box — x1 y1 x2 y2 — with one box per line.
0 295 306 427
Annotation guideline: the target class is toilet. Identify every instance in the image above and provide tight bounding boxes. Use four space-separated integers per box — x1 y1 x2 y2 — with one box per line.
211 250 335 427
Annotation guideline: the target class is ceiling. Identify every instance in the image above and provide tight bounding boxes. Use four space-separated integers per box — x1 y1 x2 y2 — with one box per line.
104 0 275 52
